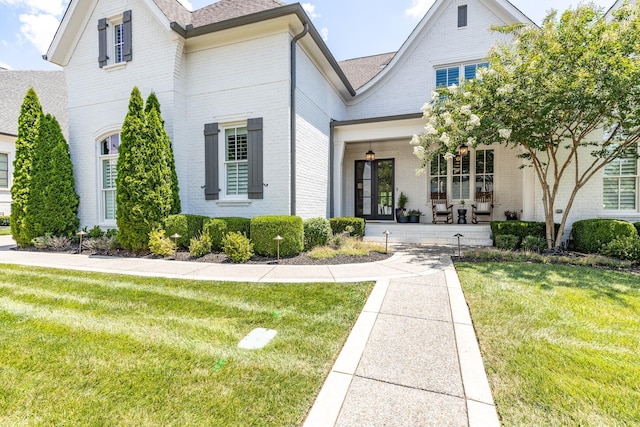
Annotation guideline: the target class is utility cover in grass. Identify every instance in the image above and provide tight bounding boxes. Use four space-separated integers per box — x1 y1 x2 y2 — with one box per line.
238 328 277 350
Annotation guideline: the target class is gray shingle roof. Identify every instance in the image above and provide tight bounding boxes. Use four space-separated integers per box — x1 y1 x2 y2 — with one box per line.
151 0 286 28
0 70 67 138
338 52 396 90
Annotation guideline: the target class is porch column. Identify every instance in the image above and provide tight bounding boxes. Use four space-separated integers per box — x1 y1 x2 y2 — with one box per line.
521 162 536 221
333 138 346 217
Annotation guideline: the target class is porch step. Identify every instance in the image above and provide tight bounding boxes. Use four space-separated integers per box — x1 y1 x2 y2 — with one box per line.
363 222 493 246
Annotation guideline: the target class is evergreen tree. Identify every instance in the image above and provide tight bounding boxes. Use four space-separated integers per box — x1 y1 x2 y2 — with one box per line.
25 114 79 240
145 92 181 214
116 87 172 251
10 88 42 246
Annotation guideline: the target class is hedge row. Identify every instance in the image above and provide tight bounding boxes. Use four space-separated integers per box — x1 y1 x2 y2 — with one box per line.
0 216 9 227
490 220 560 242
571 219 638 254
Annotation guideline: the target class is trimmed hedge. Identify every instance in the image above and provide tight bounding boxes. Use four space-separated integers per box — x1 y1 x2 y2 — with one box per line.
218 217 251 237
329 217 365 238
490 221 561 246
634 222 640 236
572 219 638 254
303 217 332 251
495 234 519 251
250 215 304 257
163 214 208 248
202 218 227 251
0 216 9 226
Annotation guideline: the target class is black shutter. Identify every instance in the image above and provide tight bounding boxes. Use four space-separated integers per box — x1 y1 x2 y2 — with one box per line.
247 118 263 199
204 123 219 200
98 18 108 68
458 5 468 28
123 10 132 62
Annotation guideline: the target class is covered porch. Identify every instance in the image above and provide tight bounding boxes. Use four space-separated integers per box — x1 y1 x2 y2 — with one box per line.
363 222 493 246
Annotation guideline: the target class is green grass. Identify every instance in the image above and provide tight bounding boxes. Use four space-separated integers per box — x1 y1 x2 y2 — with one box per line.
0 264 373 426
0 227 11 236
456 262 640 426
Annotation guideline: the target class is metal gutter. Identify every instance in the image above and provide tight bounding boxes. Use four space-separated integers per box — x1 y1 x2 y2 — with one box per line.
331 112 423 128
290 22 309 216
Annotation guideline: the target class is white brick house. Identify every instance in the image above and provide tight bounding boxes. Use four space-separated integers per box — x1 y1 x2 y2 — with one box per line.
45 0 640 237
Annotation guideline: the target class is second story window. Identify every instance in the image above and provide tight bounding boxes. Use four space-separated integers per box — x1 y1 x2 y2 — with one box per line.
98 10 132 68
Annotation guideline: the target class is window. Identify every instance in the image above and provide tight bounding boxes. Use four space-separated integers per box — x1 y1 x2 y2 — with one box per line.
429 149 494 201
224 126 248 197
436 62 488 89
99 134 120 221
98 10 131 68
0 153 8 188
458 5 468 28
603 145 638 210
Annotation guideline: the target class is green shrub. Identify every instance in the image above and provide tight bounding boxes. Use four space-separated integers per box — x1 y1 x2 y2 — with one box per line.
495 234 519 251
600 236 640 261
148 229 176 257
0 216 10 226
521 235 547 253
105 228 118 238
202 218 227 251
189 233 212 258
223 232 253 263
303 217 332 251
219 217 251 237
88 225 104 239
634 222 640 236
163 214 208 248
31 235 51 249
251 215 304 257
571 219 637 253
330 217 365 238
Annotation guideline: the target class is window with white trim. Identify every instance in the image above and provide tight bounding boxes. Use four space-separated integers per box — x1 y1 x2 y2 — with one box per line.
113 22 125 64
222 126 248 198
603 144 638 210
99 134 120 221
435 62 488 88
98 10 131 68
429 149 494 201
0 153 8 188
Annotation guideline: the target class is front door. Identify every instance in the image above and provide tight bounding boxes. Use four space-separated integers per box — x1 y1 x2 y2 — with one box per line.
355 159 394 220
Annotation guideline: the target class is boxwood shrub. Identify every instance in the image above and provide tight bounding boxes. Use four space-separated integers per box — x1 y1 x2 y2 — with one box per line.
572 219 638 254
634 222 640 236
329 217 365 238
163 214 209 248
303 217 332 251
490 221 560 246
495 234 519 251
202 218 227 251
218 217 251 237
250 215 304 257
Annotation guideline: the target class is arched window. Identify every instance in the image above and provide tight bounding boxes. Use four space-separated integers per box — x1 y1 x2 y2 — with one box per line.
99 134 120 221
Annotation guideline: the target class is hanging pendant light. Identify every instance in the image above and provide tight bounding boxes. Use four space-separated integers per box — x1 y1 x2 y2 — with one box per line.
457 143 469 157
365 141 375 161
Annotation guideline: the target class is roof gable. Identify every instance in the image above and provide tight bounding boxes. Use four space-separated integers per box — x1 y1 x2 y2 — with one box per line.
339 53 396 90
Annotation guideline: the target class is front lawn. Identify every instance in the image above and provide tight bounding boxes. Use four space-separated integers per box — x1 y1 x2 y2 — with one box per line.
0 265 373 426
456 262 640 425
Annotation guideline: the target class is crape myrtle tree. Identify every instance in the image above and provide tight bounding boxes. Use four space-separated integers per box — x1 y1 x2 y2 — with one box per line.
411 3 640 248
11 88 42 246
25 114 79 240
145 92 181 214
116 87 172 251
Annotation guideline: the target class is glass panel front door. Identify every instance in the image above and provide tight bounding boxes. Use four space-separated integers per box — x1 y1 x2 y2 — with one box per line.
355 159 394 220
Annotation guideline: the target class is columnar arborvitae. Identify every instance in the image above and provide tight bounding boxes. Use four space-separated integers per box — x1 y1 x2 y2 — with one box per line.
25 114 79 240
116 87 172 251
145 92 181 214
10 88 42 246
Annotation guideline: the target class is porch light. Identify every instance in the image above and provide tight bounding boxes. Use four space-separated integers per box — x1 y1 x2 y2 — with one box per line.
365 141 375 161
457 143 469 157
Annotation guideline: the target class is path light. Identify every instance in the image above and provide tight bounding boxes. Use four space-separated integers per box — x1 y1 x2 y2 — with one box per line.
383 230 391 254
170 233 181 258
454 233 463 258
77 230 87 254
273 235 284 263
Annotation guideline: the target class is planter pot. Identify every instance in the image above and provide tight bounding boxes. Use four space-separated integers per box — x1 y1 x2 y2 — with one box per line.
398 215 409 223
506 215 518 221
409 215 420 223
395 208 406 222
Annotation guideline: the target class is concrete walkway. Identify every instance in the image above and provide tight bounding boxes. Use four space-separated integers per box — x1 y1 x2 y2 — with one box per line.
0 235 499 426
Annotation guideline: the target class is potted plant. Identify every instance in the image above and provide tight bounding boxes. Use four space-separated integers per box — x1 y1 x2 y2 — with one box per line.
396 192 408 222
504 210 518 220
408 209 422 223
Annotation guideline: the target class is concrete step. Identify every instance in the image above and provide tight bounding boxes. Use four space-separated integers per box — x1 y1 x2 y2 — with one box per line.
364 222 493 246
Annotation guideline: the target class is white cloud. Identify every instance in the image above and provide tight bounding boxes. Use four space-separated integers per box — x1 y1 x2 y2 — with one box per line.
0 0 66 16
177 0 193 11
302 3 320 19
19 13 60 53
321 27 329 42
405 0 435 20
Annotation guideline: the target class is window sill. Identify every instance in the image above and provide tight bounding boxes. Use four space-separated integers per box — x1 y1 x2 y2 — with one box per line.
216 199 252 208
599 211 640 219
103 62 127 72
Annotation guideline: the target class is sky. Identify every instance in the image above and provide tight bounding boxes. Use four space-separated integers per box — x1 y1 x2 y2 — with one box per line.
0 0 617 71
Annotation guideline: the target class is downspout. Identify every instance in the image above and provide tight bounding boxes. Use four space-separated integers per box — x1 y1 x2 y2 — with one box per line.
329 120 335 218
290 22 309 216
